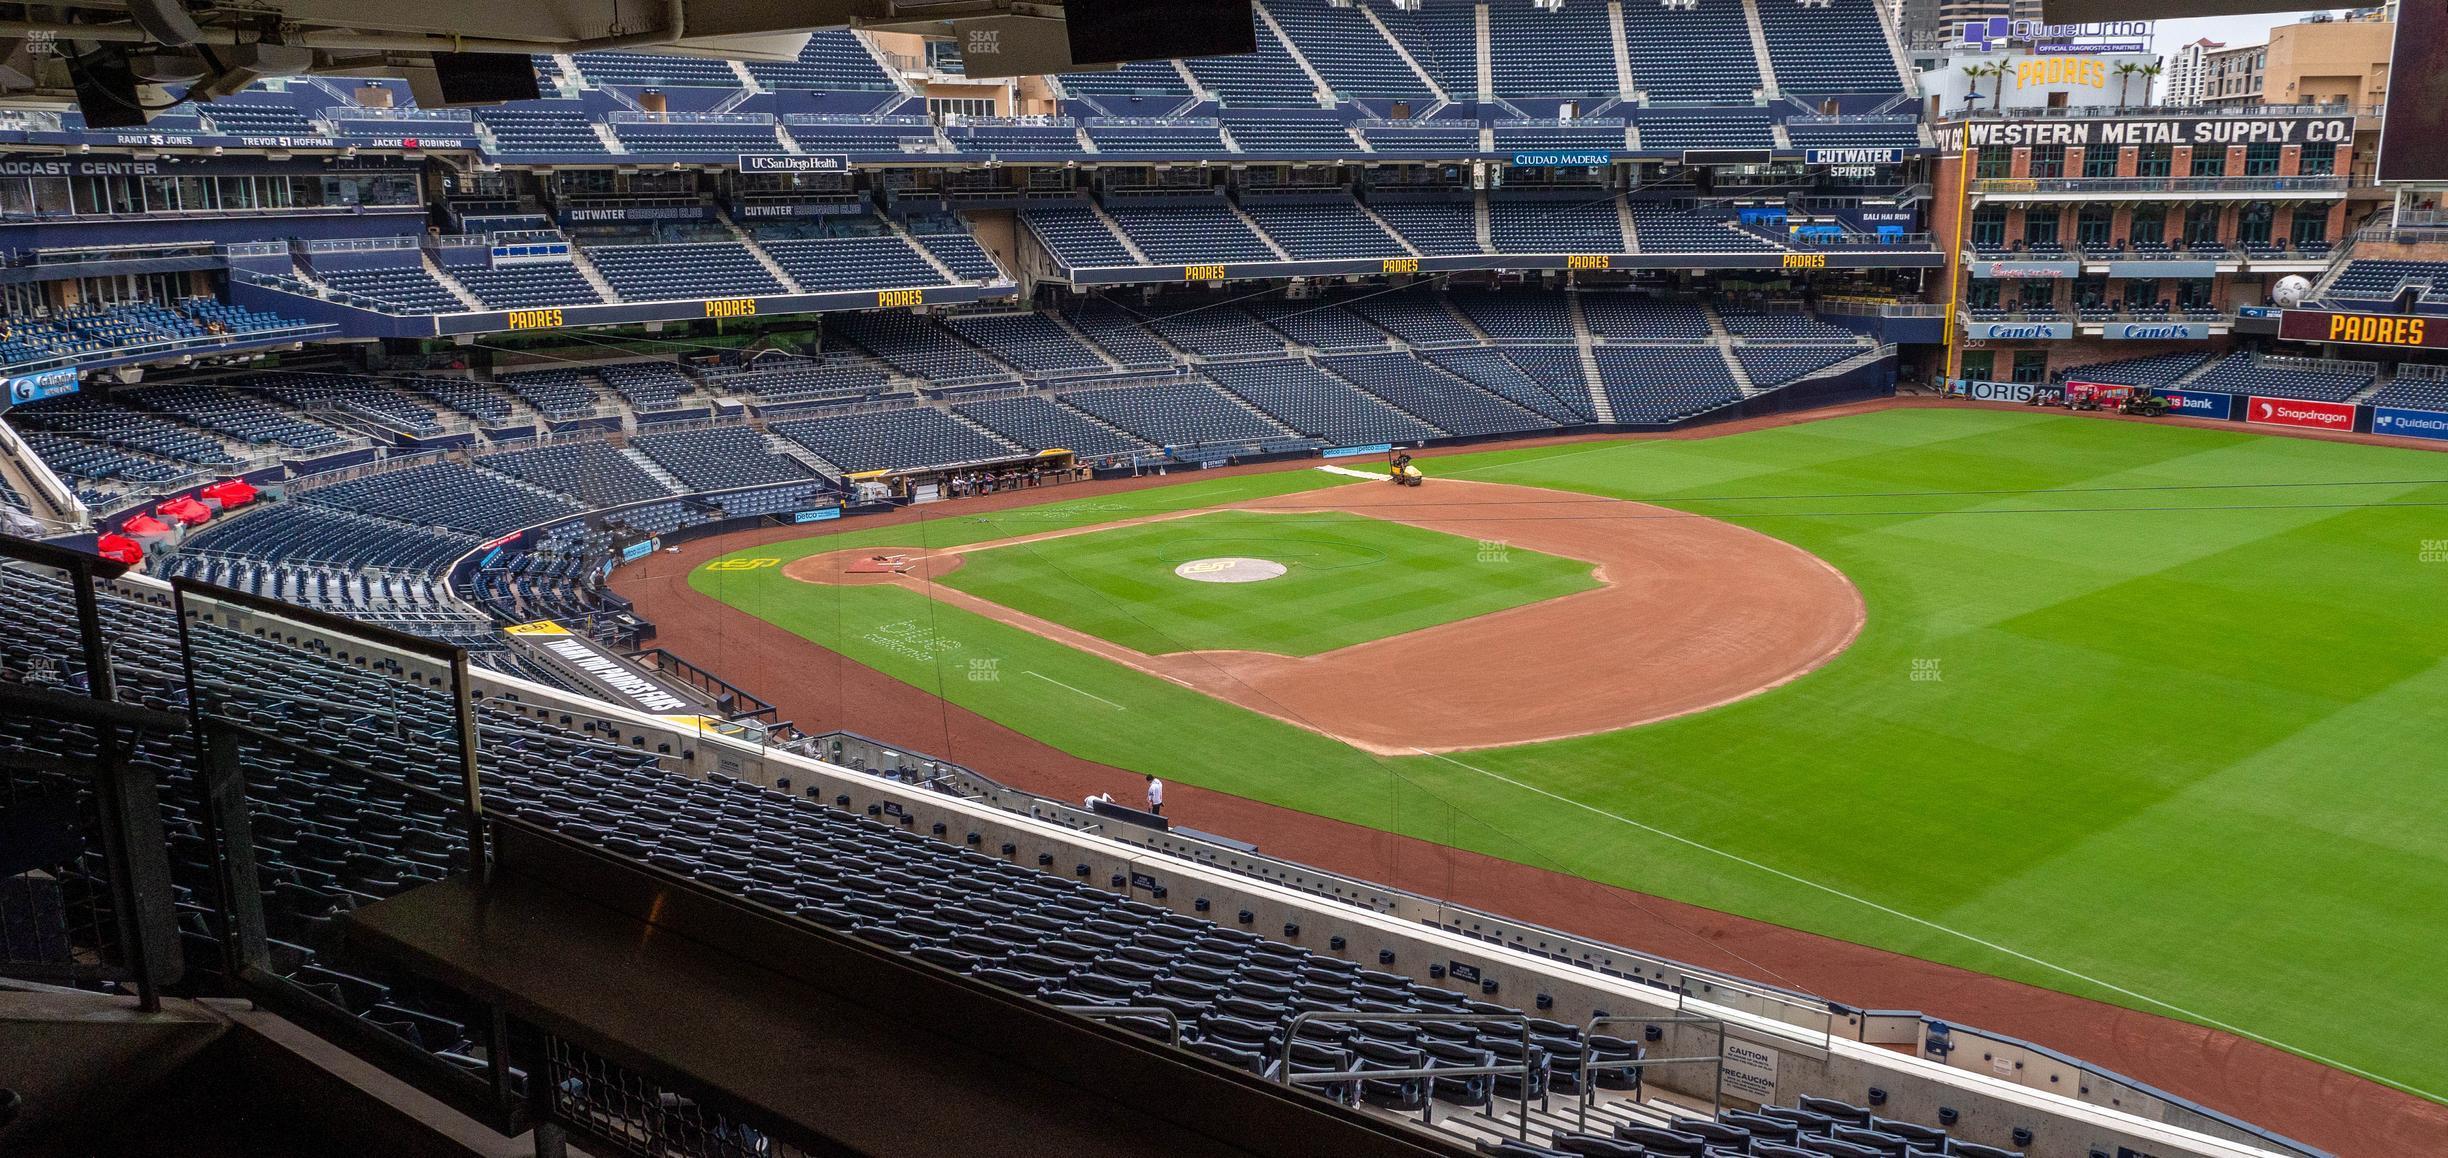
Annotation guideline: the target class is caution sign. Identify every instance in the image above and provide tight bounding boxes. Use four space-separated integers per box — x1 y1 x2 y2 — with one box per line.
1721 1038 1780 1104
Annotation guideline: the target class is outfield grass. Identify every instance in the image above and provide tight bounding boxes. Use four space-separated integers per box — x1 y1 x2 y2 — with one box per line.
932 509 1600 656
693 408 2448 1102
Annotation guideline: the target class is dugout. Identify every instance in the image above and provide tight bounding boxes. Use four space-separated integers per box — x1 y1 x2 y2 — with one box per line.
847 448 1085 504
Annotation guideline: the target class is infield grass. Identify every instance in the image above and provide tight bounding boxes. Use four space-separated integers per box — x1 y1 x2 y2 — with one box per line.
932 509 1601 656
692 407 2448 1104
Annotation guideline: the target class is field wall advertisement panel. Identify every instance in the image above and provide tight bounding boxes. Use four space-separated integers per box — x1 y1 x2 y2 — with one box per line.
2371 407 2448 442
2245 396 2357 431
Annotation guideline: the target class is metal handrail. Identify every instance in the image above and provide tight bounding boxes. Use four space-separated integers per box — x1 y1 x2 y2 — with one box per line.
1276 1010 1533 1140
1574 1013 1728 1134
0 536 180 1009
1056 1004 1184 1047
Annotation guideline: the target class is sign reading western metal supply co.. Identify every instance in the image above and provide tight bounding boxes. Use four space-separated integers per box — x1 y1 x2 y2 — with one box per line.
1944 116 2353 150
739 153 851 174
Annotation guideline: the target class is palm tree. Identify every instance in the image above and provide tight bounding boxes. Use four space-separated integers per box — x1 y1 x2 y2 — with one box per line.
1988 62 2007 111
1961 64 1986 112
2114 62 2140 108
2139 61 2163 106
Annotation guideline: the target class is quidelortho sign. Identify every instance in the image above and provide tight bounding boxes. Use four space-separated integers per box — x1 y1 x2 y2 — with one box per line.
2372 407 2448 441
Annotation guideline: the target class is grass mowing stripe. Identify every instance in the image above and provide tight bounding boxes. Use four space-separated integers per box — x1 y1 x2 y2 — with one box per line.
694 409 2448 1100
1410 746 2448 1104
937 509 1599 656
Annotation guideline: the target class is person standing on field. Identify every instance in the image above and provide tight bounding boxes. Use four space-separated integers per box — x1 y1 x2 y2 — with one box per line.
1145 775 1164 816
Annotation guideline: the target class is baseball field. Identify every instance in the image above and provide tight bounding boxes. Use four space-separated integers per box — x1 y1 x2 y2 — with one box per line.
686 405 2448 1105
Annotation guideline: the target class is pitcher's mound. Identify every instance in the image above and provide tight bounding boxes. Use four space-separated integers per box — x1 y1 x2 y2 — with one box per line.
784 548 965 585
1174 557 1288 584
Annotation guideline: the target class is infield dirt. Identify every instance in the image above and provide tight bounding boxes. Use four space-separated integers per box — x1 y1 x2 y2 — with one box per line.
782 477 1864 754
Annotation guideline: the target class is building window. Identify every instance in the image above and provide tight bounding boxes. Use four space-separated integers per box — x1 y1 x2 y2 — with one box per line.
2122 278 2160 309
2019 280 2056 311
2290 209 2330 248
2023 209 2060 248
2243 142 2282 177
2237 201 2275 245
928 97 996 121
2083 148 2119 178
2074 274 2109 310
2190 148 2226 177
2012 350 2049 383
1961 350 1995 380
2029 146 2065 179
2137 145 2173 177
1967 281 2002 310
2129 205 2166 245
1974 148 2012 179
2175 279 2216 310
2184 204 2221 247
2299 147 2337 176
2077 204 2113 248
1970 205 2007 249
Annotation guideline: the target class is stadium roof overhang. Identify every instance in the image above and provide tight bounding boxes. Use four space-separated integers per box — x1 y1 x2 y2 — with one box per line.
0 0 1070 118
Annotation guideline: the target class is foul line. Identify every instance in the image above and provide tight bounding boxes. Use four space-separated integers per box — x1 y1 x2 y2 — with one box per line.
1412 747 2447 1105
1026 669 1127 710
1316 464 1390 480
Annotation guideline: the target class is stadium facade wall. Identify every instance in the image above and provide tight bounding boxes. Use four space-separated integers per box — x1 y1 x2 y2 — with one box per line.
144 570 2312 1158
229 278 1016 338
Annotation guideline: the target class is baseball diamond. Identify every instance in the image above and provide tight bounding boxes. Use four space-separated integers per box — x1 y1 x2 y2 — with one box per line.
653 405 2448 1144
12 5 2448 1155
